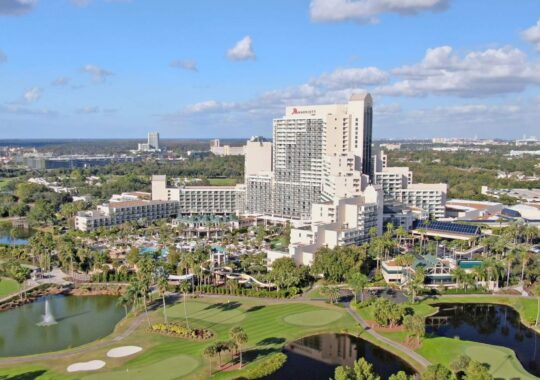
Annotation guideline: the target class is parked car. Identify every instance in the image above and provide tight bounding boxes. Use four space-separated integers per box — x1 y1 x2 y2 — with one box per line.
530 245 540 254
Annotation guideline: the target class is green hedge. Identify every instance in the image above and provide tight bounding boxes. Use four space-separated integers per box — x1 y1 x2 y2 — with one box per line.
244 353 287 379
195 285 298 299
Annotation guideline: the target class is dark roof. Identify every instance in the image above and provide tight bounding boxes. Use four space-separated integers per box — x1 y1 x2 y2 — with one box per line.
416 220 480 236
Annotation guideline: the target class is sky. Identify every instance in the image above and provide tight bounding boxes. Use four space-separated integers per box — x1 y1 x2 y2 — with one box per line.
1 0 540 139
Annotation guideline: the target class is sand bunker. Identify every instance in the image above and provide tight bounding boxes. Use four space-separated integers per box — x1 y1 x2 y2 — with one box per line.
67 360 106 372
106 345 143 358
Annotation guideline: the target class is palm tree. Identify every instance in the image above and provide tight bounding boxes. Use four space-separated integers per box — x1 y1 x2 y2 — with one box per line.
229 327 248 368
408 268 425 304
203 344 217 375
179 280 191 329
347 272 369 303
520 248 530 284
157 274 169 324
504 252 516 288
117 294 130 317
452 267 466 289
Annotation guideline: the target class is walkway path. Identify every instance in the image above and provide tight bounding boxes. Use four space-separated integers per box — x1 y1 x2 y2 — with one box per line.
344 302 431 369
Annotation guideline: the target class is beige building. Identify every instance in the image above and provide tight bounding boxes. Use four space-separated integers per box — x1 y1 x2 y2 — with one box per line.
152 175 245 215
244 136 272 177
74 199 177 231
268 185 383 266
210 139 245 156
374 151 447 219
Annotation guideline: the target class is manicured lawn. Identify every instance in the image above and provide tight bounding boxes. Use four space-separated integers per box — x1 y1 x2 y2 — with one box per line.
283 310 344 326
207 178 237 186
84 355 200 380
419 337 535 380
0 277 20 298
0 298 361 380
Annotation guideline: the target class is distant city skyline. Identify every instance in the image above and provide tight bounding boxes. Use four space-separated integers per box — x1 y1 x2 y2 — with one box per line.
2 0 540 139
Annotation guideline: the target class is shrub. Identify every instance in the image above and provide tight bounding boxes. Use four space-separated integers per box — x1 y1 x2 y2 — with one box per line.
150 322 213 340
244 353 287 379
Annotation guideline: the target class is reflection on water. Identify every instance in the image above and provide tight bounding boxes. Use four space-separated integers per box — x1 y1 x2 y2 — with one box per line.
426 303 540 377
0 295 124 357
265 333 415 380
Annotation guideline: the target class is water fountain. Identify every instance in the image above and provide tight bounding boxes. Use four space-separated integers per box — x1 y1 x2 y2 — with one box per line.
37 298 57 326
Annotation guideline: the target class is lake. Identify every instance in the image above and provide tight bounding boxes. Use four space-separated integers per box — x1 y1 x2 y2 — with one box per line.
265 333 415 380
426 303 540 377
0 295 124 357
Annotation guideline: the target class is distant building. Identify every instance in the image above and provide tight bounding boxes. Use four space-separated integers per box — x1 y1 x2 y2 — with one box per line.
210 139 245 156
481 186 540 203
21 155 140 170
515 135 539 146
138 131 161 152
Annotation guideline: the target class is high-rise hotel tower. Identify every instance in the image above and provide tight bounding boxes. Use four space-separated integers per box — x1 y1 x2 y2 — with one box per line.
270 93 374 219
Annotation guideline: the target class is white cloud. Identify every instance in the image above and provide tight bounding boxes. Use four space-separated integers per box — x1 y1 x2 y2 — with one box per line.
312 67 389 89
376 46 540 97
310 0 449 23
227 36 256 61
51 76 70 86
0 0 36 16
0 104 56 116
0 49 7 63
170 59 198 71
522 19 540 52
82 64 113 82
23 87 42 103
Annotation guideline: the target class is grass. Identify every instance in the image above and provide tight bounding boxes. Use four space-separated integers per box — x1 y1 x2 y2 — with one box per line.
0 298 361 380
283 310 343 326
0 277 20 298
418 337 535 380
207 178 237 186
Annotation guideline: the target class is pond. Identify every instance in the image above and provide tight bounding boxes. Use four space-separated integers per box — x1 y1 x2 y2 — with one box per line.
265 333 415 380
0 236 28 246
426 303 540 377
0 295 125 357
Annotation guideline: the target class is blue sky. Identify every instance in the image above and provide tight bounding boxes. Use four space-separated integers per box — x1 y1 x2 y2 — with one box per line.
1 0 540 139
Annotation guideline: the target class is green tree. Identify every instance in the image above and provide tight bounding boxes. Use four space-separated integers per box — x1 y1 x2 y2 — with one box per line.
320 286 341 304
157 272 169 324
449 354 471 376
389 372 414 380
408 267 425 304
421 364 453 380
464 361 492 380
347 272 369 303
179 280 191 329
333 358 380 380
269 257 302 290
203 344 217 376
402 314 425 344
229 326 248 368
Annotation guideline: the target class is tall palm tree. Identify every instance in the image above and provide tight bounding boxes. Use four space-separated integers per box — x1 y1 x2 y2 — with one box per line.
229 327 248 368
179 280 191 329
157 274 169 324
203 344 217 375
505 252 516 288
452 267 466 289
